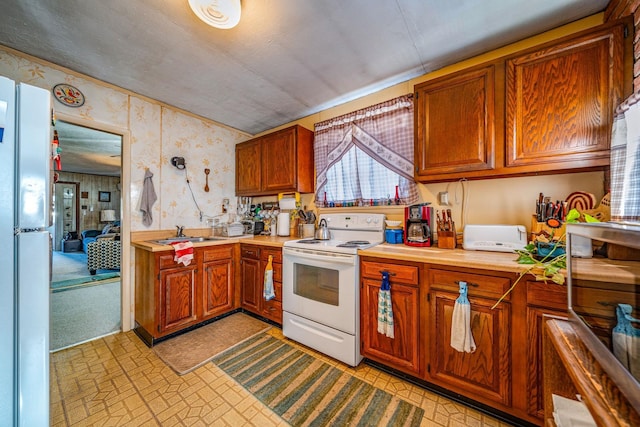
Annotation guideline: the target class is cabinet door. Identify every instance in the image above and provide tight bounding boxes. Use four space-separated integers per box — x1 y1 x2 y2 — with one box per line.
361 278 421 376
261 129 296 193
241 257 261 314
236 139 261 195
505 23 626 170
526 306 566 419
430 291 511 406
414 64 496 180
202 258 234 319
159 267 197 333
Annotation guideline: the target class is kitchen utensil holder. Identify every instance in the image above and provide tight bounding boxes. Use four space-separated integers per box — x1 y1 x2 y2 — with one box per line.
437 228 456 249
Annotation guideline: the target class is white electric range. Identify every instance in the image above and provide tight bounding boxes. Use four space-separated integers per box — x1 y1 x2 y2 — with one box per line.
282 213 385 366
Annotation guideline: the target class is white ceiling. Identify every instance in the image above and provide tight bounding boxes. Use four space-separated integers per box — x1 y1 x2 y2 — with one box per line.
55 121 122 176
1 0 608 136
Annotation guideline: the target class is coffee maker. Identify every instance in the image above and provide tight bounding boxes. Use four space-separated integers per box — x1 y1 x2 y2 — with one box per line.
404 203 433 247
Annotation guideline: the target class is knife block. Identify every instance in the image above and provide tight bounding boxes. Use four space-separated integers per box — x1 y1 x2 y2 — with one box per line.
437 226 456 249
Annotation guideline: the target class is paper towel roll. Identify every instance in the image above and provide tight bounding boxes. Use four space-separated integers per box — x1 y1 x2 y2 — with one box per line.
277 212 290 236
279 197 297 210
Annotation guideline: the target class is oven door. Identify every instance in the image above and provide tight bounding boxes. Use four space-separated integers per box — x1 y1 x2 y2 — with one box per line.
283 247 358 334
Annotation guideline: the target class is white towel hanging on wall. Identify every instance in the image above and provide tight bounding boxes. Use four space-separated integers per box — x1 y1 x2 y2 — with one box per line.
451 281 476 353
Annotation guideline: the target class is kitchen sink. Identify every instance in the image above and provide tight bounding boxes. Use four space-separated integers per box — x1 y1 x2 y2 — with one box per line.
150 236 228 245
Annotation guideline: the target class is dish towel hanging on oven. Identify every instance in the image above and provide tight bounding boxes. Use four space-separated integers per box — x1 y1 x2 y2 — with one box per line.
171 241 194 266
263 255 275 301
451 281 476 353
377 271 394 338
613 303 640 381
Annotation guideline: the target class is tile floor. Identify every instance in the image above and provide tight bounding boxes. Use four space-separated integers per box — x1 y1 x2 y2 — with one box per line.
50 327 514 426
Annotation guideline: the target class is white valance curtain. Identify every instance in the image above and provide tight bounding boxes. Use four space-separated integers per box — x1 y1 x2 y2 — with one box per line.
611 91 640 222
314 94 418 205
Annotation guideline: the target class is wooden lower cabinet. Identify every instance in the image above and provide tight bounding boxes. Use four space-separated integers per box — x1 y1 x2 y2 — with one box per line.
360 260 568 424
525 280 567 420
360 257 422 376
361 279 420 374
429 290 511 406
240 244 283 324
134 244 235 344
240 246 261 313
158 266 197 333
201 245 235 320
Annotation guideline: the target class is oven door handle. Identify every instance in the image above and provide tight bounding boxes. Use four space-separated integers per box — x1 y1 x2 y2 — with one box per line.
283 248 356 265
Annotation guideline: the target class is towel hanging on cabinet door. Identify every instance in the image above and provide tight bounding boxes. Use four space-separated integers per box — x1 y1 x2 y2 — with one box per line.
451 281 476 353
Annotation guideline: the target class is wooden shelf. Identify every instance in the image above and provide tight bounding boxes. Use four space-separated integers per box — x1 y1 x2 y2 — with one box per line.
543 318 640 426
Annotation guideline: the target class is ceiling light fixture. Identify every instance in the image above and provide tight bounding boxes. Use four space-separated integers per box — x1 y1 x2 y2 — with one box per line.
188 0 241 29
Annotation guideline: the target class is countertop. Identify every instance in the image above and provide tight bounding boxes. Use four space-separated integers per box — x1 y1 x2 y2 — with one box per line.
131 234 292 252
360 243 640 284
131 237 640 284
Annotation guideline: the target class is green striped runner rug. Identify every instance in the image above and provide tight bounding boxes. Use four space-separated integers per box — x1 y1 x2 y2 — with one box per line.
211 334 424 426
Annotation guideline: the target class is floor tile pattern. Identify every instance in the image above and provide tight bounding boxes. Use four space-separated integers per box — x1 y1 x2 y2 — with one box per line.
51 328 514 426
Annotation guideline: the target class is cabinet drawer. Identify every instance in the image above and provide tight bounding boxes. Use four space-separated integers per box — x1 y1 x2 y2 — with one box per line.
526 281 567 310
202 245 233 262
158 252 197 270
262 298 282 316
241 245 260 259
261 247 282 263
361 261 419 285
429 269 511 300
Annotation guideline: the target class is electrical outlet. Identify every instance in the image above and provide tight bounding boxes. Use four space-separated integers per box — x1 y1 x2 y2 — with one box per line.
438 191 450 206
222 198 229 213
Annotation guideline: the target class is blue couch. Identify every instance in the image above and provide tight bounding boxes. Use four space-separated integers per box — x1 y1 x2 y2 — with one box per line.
81 221 121 253
81 229 102 253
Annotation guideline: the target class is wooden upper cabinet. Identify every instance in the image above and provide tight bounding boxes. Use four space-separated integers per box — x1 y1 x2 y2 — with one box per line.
414 64 497 180
235 125 314 196
413 18 631 183
235 140 261 195
505 20 629 171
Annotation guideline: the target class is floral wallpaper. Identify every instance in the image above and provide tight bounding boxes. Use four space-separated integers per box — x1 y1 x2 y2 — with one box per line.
0 46 249 233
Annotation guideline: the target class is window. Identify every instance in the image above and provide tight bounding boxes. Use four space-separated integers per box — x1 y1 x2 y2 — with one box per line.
314 94 418 207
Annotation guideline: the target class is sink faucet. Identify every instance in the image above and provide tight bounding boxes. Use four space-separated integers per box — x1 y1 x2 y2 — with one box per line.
176 225 185 237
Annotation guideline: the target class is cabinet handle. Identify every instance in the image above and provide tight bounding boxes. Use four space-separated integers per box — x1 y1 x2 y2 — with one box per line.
597 300 615 307
379 270 396 276
455 280 478 287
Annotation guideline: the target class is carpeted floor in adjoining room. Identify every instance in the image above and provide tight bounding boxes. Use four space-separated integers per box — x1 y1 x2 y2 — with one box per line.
52 250 89 282
50 279 121 351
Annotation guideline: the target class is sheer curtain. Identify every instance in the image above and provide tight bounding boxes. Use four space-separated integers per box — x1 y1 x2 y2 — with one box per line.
611 91 640 222
314 94 418 206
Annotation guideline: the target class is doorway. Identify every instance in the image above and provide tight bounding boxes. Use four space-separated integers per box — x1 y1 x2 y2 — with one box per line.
50 118 127 351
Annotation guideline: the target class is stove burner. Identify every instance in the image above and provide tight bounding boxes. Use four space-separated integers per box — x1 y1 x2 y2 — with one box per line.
297 239 322 244
336 240 371 248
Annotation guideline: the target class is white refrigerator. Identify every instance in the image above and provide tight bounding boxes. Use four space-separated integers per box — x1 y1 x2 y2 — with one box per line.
0 76 52 427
